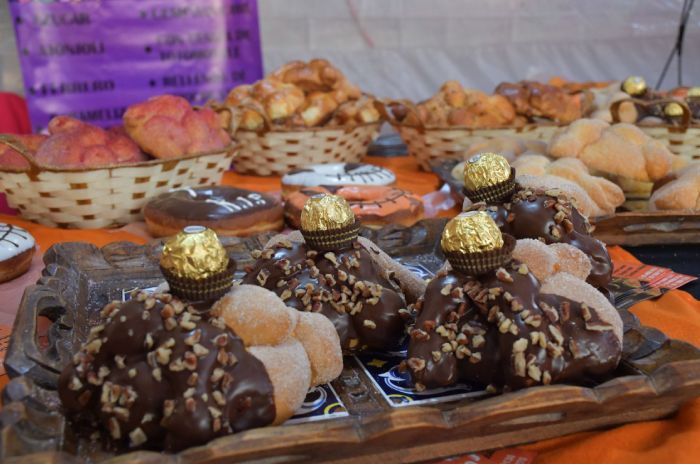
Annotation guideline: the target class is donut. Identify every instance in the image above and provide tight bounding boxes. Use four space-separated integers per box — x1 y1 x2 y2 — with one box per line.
0 224 36 283
281 163 396 197
144 186 283 238
284 185 424 229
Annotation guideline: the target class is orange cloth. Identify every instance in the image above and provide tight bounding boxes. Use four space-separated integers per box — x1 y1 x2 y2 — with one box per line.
0 156 698 463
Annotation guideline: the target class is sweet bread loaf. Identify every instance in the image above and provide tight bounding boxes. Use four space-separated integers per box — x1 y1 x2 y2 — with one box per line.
649 163 700 211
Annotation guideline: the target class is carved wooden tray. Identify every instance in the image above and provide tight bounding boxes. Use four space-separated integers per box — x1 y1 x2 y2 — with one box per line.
432 159 700 246
2 221 700 463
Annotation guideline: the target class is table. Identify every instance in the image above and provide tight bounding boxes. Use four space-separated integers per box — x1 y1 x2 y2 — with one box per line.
1 155 699 464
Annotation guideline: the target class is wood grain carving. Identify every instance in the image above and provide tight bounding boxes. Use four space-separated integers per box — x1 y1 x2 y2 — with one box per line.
2 224 700 463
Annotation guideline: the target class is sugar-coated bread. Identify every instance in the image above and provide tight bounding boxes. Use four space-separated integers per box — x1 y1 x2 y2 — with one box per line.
649 163 700 211
516 174 602 218
549 119 676 182
212 284 298 346
34 116 147 168
124 95 231 159
248 339 312 425
293 312 343 386
513 239 591 282
541 272 623 343
0 134 47 169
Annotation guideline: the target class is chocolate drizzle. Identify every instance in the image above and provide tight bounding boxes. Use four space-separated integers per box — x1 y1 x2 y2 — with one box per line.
405 262 621 391
242 239 408 352
145 187 276 221
466 186 613 291
58 292 275 452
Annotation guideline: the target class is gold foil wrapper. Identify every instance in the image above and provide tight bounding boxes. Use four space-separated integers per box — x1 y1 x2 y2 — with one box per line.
300 194 355 232
441 211 504 254
160 226 229 280
664 102 684 117
688 87 700 98
463 152 511 191
622 76 647 96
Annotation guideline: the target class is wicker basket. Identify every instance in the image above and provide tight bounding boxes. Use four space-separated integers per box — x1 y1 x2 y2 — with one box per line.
611 97 700 162
214 104 380 176
0 135 237 229
378 99 562 171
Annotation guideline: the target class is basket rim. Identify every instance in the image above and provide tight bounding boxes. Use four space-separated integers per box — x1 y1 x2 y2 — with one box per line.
234 120 382 134
0 142 238 175
391 121 564 131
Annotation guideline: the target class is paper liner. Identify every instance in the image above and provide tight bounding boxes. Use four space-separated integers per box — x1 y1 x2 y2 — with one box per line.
445 234 516 276
160 259 236 301
463 168 516 203
301 220 361 252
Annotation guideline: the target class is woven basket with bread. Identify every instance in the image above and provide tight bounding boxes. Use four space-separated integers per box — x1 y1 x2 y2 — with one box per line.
0 96 236 229
381 80 594 170
213 59 382 176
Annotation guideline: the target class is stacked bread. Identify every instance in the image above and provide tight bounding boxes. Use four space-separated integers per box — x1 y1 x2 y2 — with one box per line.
222 59 381 130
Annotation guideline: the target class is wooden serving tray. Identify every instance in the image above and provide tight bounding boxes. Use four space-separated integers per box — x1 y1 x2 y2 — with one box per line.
431 159 700 246
2 222 700 463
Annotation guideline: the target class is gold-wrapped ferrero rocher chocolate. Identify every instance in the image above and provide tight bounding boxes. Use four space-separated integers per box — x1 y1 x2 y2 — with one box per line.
300 194 355 231
463 152 511 191
622 76 647 96
664 102 684 118
441 211 504 254
160 225 229 280
688 87 700 98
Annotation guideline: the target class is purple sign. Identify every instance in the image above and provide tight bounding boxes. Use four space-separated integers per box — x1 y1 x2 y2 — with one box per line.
9 0 263 131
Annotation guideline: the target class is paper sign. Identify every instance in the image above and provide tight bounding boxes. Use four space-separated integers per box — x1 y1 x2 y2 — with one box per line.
612 261 697 290
9 0 263 131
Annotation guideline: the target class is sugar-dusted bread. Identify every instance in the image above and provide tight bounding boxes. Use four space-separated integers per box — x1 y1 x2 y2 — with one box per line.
649 163 700 211
549 119 676 182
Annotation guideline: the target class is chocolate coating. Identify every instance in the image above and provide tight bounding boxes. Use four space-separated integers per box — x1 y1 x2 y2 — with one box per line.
145 186 280 222
242 239 408 352
466 186 613 291
58 292 275 452
406 262 621 391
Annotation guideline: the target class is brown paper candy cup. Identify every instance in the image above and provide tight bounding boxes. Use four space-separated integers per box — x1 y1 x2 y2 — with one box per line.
301 220 361 252
161 259 236 302
445 234 516 276
464 168 516 204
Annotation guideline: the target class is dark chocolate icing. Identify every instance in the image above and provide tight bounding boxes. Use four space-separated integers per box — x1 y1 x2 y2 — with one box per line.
241 239 408 352
144 186 277 221
466 186 613 291
406 262 621 391
58 292 275 452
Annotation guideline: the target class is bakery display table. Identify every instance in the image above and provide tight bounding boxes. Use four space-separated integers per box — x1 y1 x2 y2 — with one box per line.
1 155 699 464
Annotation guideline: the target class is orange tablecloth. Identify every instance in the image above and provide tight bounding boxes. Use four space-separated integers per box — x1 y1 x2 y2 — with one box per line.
1 156 699 463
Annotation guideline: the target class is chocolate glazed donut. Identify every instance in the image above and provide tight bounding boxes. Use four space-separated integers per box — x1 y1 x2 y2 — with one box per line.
58 292 275 452
467 187 613 296
144 186 283 238
242 239 409 352
405 262 621 391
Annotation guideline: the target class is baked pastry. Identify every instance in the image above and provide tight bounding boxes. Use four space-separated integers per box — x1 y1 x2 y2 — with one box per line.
281 163 396 197
242 194 425 352
144 187 284 238
461 153 613 293
548 119 677 183
495 80 594 124
284 185 424 229
60 237 344 451
404 212 622 391
222 59 378 130
0 134 47 169
124 95 231 159
58 291 277 451
31 116 147 168
649 163 700 211
389 80 517 128
0 223 35 283
511 156 625 217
